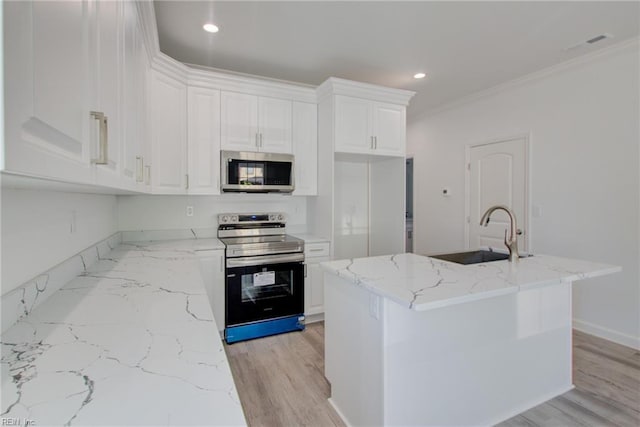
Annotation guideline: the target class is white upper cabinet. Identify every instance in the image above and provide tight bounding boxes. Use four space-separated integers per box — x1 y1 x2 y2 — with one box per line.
334 95 406 157
121 0 149 190
257 97 292 153
292 102 318 195
221 92 292 154
371 102 405 156
220 92 259 152
188 87 221 195
334 96 371 155
3 0 93 183
3 0 151 190
91 0 122 187
150 71 188 194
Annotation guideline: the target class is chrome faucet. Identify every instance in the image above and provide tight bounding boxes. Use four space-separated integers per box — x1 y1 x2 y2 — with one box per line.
480 205 520 263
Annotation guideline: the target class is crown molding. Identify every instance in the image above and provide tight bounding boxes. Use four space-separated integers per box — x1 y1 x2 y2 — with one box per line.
413 37 640 120
187 65 317 103
135 1 159 64
316 77 415 106
151 52 189 82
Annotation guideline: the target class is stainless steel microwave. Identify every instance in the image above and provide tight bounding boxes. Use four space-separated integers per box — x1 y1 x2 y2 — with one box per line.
220 151 295 193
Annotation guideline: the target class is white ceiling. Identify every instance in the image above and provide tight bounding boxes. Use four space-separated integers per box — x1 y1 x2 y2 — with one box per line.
154 1 640 118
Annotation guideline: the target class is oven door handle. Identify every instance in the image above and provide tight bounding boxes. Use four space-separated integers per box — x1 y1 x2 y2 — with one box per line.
226 253 304 268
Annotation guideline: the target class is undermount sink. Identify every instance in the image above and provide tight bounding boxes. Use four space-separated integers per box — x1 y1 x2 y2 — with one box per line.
429 250 510 265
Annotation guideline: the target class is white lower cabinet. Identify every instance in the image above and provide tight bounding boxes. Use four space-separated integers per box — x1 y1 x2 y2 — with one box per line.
304 241 331 316
196 249 226 333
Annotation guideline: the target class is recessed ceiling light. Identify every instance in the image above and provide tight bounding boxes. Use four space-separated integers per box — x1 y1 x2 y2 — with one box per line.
203 23 219 33
414 72 426 79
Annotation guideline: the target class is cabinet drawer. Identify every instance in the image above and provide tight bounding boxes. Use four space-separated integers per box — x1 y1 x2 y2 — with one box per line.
305 242 330 257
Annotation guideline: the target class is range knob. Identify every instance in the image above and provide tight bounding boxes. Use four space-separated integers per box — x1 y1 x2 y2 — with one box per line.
277 214 284 221
231 215 238 222
221 215 229 223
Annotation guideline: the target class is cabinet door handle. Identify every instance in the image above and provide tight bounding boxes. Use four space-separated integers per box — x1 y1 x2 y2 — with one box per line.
309 248 324 252
256 133 259 148
374 136 377 149
185 174 189 190
260 133 263 148
144 165 151 185
370 136 374 149
90 111 108 165
136 156 144 182
304 263 308 278
220 256 224 273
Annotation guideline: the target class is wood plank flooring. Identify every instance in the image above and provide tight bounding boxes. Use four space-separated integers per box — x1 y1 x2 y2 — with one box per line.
225 324 639 427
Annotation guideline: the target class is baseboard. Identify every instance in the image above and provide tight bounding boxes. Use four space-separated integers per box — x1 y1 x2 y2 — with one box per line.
486 384 575 426
305 312 324 324
327 398 353 427
573 318 640 350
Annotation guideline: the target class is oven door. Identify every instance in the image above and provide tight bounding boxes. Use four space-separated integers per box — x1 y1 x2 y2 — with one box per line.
225 253 304 327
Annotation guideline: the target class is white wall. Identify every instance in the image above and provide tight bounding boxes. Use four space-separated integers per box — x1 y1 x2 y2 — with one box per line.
117 194 308 232
1 188 118 294
407 40 640 348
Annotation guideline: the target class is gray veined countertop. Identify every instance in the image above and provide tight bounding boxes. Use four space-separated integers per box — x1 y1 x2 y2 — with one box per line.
321 253 620 311
1 240 246 426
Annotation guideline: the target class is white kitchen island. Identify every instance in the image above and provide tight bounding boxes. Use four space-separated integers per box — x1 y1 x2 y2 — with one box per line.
321 253 620 426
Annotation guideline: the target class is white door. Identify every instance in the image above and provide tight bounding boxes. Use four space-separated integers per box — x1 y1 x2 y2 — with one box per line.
371 101 405 157
467 137 528 253
188 87 221 195
292 102 318 195
334 95 372 155
150 71 187 194
305 258 329 316
221 92 259 152
258 97 292 153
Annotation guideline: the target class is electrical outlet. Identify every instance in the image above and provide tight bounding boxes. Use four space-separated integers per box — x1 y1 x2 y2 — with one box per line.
186 206 194 217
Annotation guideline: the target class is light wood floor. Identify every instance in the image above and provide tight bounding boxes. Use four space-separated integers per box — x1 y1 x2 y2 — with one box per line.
225 323 640 427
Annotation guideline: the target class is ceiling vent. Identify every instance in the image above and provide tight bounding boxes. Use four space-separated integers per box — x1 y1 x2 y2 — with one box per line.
565 33 614 51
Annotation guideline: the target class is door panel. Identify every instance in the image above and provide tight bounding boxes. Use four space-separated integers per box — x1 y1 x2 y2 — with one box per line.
221 92 259 152
188 87 221 194
468 137 527 252
150 72 187 193
258 97 292 154
334 95 371 154
372 102 405 156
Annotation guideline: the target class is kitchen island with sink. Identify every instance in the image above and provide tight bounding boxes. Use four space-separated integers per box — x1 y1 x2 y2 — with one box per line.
321 253 620 426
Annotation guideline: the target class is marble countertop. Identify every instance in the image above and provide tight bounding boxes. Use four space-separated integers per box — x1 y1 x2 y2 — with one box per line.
289 233 330 244
1 240 246 426
321 253 620 311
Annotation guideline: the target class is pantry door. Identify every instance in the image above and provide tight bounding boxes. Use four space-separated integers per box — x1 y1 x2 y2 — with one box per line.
466 136 529 253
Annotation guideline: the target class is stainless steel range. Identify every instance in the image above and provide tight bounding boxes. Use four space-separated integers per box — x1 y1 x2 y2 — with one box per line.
218 213 305 343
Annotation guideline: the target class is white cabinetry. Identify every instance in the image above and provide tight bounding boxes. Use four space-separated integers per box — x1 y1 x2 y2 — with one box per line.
3 0 93 183
3 0 149 190
91 0 122 187
150 71 187 194
187 87 221 195
121 0 149 190
221 92 292 154
292 102 318 195
334 95 405 157
196 249 226 333
304 241 331 316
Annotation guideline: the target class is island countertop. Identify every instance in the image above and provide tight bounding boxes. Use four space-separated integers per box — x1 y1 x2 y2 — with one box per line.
320 253 620 311
1 239 246 426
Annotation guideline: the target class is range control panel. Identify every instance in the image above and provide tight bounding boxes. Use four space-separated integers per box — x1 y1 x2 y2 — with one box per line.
218 212 285 225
